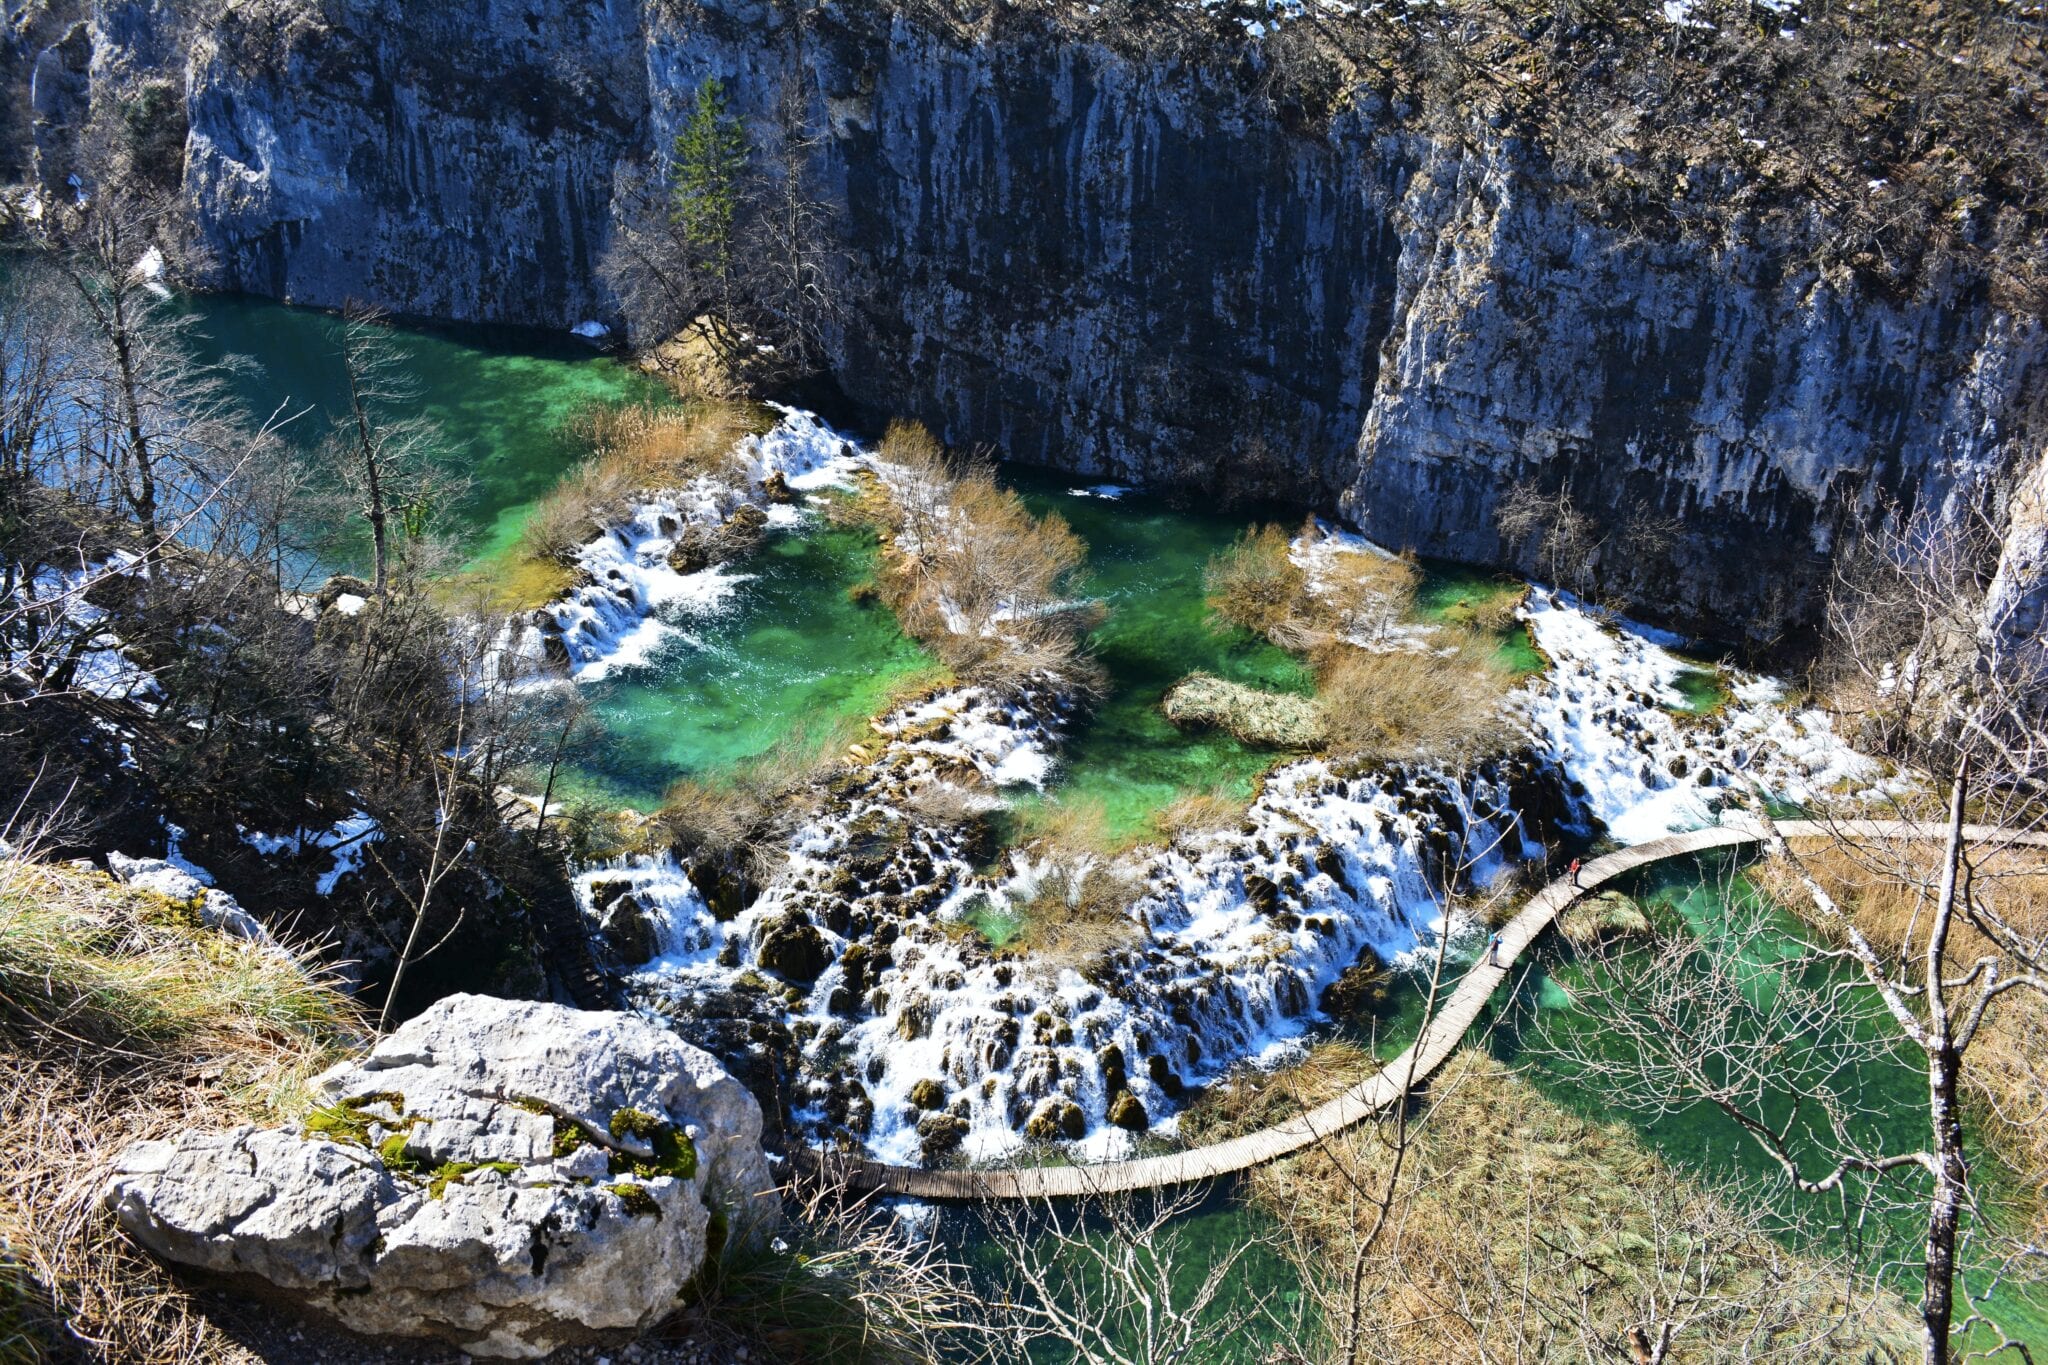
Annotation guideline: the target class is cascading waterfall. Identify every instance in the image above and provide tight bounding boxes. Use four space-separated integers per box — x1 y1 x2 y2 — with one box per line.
577 673 1559 1164
540 405 1894 1168
529 407 866 679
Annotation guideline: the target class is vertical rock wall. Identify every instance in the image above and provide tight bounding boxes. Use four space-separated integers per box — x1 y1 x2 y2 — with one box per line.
41 0 2048 638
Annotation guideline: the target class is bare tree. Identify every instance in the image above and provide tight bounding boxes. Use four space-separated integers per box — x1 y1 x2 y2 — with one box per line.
738 65 847 375
321 305 456 598
1495 479 1604 594
1541 505 2048 1365
977 1184 1315 1365
601 60 845 381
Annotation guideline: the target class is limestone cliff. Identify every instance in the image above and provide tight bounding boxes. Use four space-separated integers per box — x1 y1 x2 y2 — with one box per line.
31 0 2048 641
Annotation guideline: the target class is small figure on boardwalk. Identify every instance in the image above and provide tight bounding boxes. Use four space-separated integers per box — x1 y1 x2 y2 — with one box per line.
1568 857 1582 887
1487 932 1503 967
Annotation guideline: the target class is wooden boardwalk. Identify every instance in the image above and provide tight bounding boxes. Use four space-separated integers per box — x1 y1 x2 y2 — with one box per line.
807 819 2048 1201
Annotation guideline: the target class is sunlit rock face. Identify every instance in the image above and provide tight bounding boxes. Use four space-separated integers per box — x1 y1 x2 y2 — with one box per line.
63 0 2048 636
106 994 774 1360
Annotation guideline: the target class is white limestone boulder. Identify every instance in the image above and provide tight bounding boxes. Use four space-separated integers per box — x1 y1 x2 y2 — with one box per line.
107 994 774 1359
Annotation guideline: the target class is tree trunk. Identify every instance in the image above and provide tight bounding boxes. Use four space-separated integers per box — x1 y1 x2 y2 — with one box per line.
351 387 389 597
1921 1042 1966 1365
1918 758 1971 1365
111 311 157 542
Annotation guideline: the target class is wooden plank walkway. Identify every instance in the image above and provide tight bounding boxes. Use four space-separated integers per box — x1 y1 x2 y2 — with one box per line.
806 818 2048 1201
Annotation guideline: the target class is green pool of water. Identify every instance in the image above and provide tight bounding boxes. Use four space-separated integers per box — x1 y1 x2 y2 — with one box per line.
170 292 670 566
943 1183 1315 1363
1413 558 1546 676
555 519 941 809
1009 473 1317 844
1502 853 2048 1348
1662 664 1732 716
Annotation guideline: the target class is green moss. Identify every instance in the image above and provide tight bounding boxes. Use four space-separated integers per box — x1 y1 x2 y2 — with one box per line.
606 1108 698 1181
376 1132 421 1174
302 1092 406 1147
705 1208 730 1261
551 1120 588 1159
426 1161 520 1199
608 1107 662 1140
606 1182 662 1219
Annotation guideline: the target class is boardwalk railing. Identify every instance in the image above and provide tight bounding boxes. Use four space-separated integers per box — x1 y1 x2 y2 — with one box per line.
805 819 2048 1201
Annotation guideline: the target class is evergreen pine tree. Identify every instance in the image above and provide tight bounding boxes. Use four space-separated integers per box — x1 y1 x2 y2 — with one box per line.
672 78 748 282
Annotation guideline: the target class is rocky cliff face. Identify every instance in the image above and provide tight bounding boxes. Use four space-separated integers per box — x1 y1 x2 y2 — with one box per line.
40 0 2048 640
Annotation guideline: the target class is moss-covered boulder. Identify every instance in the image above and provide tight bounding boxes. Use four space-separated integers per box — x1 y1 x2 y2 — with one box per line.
1318 945 1392 1021
1108 1091 1149 1132
1163 673 1326 750
916 1112 970 1160
757 911 829 983
1559 890 1653 947
107 995 772 1359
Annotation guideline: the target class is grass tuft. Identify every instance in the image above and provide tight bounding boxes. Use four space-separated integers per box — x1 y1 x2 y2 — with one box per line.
0 858 358 1363
518 400 767 565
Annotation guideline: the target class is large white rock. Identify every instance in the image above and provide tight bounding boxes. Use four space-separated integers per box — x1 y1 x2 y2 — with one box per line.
107 994 775 1359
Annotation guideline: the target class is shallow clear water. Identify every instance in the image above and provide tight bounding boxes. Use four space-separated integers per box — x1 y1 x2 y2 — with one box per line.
1505 853 2048 1347
1408 558 1546 675
556 519 940 809
170 292 670 565
942 1183 1315 1363
1669 665 1732 714
1009 471 1318 844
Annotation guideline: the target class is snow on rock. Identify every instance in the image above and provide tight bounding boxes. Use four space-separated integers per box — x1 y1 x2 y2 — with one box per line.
106 995 774 1360
130 246 171 298
1520 589 1893 844
311 811 382 895
237 810 383 896
1289 520 1442 653
106 849 273 944
12 553 160 703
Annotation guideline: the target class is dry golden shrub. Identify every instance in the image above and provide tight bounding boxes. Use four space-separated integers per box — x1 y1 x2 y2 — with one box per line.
658 719 862 872
865 421 1102 693
1468 590 1524 635
1313 631 1517 770
0 859 357 1364
989 801 1146 974
1204 521 1426 654
1311 544 1421 650
1251 1049 1917 1362
1203 523 1305 641
999 860 1143 978
876 417 946 471
1150 787 1256 846
1175 1041 1380 1146
520 401 762 563
1754 843 2048 1240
